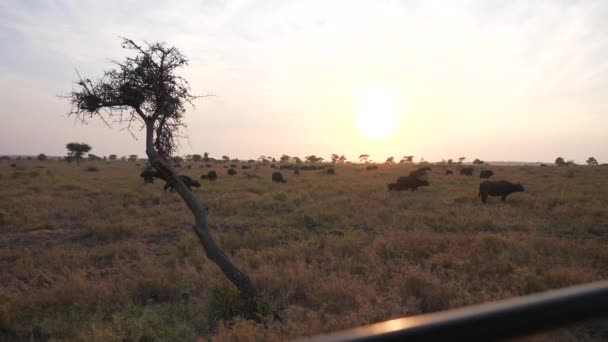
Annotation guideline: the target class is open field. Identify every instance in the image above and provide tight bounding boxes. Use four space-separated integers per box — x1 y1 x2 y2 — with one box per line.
1 160 607 341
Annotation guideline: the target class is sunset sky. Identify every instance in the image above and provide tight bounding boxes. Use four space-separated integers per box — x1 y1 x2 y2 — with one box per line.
1 0 607 163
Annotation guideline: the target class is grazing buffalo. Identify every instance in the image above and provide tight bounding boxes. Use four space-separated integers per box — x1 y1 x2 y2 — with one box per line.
409 167 431 178
294 169 300 175
366 165 379 171
227 168 237 176
272 171 286 183
479 180 525 204
388 176 430 191
164 175 201 192
325 168 336 175
140 170 158 184
201 170 217 181
460 167 474 176
480 170 494 179
445 170 453 175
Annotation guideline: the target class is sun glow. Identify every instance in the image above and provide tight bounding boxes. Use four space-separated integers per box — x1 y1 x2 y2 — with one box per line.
353 84 404 140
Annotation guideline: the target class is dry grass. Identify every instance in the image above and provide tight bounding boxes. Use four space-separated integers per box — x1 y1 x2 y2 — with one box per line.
1 160 607 341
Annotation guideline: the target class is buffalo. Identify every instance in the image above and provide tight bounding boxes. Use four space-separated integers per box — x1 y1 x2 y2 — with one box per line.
445 170 453 175
201 170 217 181
227 168 237 176
460 167 474 176
164 175 201 192
480 170 494 179
479 180 524 204
325 168 336 175
388 176 430 191
140 170 158 184
272 171 286 183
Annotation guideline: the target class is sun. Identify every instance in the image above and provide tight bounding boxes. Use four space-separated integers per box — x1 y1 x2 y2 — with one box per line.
353 84 404 140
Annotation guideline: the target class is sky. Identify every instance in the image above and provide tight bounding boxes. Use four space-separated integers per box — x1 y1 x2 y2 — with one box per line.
1 0 607 163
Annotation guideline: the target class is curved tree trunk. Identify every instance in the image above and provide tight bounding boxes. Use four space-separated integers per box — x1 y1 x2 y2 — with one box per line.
144 122 258 299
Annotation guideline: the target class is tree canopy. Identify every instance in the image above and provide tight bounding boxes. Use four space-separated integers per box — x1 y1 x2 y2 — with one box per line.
66 142 92 165
67 38 197 158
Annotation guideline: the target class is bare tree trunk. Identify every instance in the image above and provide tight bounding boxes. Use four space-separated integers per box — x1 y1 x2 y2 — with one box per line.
143 122 258 299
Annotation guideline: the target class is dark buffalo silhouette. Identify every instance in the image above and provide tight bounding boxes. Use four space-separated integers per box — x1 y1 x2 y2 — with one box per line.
163 175 201 192
480 170 494 179
460 167 474 176
140 170 158 184
409 167 431 178
294 169 300 175
479 180 524 203
388 176 430 191
227 168 237 176
445 170 453 175
201 170 217 181
272 171 286 183
325 168 336 175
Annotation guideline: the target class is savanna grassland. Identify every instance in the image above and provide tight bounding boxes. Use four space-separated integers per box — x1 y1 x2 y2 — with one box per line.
1 160 607 341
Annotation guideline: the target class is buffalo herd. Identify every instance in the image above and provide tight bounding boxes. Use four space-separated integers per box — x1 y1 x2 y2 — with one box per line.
140 163 525 204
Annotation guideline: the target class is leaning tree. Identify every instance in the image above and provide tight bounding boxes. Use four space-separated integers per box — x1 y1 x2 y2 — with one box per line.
66 38 258 300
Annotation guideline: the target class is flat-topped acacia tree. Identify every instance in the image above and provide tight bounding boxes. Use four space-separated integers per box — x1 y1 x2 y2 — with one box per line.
66 38 258 300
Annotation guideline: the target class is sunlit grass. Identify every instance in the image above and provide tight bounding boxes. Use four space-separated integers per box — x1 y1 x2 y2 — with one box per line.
0 160 606 340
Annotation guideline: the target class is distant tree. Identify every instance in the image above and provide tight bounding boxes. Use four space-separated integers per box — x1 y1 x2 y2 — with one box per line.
400 156 414 164
108 154 117 161
385 156 395 165
191 154 202 162
305 155 322 163
258 155 269 164
37 153 47 161
128 154 138 162
458 157 466 164
103 156 107 161
203 152 210 162
331 154 339 164
222 155 230 162
586 157 598 166
555 157 566 166
359 154 369 163
447 159 454 165
420 157 425 164
566 160 577 166
473 158 484 165
173 156 184 163
293 156 303 164
88 154 102 161
65 38 257 300
66 142 91 166
280 154 290 163
120 156 127 161
338 155 347 164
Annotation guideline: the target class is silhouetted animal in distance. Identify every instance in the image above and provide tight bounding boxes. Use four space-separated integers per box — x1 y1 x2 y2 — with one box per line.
325 168 336 175
479 180 524 204
272 171 286 183
164 175 201 192
140 170 158 184
227 168 237 176
445 170 453 175
480 170 494 179
388 176 430 191
460 167 474 176
201 170 217 181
